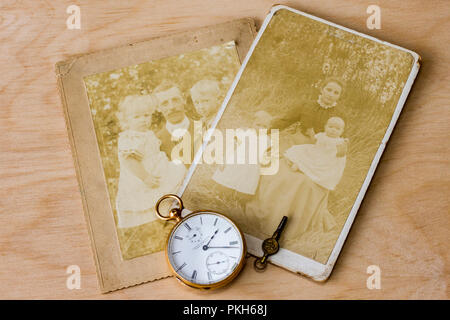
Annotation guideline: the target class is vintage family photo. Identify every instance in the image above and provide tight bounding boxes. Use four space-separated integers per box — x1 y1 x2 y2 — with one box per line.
84 41 241 260
182 9 416 264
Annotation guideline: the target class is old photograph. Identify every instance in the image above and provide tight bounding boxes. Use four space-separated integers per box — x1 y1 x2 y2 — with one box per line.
182 9 417 265
84 41 241 260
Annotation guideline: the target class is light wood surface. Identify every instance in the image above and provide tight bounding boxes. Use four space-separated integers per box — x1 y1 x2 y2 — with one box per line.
0 0 448 299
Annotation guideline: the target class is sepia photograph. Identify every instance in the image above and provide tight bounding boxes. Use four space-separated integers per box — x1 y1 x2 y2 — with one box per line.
84 41 241 260
182 8 417 266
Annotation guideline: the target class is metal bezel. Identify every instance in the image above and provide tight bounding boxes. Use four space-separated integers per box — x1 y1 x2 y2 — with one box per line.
165 210 247 290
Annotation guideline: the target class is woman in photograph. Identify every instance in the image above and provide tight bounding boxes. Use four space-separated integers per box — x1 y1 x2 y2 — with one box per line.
245 78 347 241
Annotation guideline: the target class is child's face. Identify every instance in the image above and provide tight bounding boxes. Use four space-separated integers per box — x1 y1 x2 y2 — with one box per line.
156 86 186 124
325 119 344 138
190 85 220 119
125 104 153 131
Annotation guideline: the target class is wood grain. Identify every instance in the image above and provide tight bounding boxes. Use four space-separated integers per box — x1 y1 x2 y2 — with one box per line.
0 0 448 299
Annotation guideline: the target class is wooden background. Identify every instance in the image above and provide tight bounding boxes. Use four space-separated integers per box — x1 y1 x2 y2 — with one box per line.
0 0 448 299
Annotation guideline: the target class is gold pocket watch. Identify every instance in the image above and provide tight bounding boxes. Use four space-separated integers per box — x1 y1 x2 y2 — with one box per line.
155 194 246 290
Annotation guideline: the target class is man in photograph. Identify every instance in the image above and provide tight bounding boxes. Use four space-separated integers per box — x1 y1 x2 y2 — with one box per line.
189 79 222 129
154 80 195 165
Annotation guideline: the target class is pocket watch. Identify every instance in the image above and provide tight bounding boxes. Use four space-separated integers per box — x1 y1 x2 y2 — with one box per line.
155 194 246 289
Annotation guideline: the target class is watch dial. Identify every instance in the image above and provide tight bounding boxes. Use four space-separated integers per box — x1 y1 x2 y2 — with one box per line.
167 212 244 286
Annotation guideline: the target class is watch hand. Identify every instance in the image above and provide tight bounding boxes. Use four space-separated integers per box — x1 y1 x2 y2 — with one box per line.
193 236 209 249
205 246 239 249
207 260 227 265
202 229 219 251
193 230 216 249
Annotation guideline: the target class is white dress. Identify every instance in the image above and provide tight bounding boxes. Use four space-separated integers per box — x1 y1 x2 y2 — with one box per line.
284 132 346 190
212 130 270 195
116 130 186 228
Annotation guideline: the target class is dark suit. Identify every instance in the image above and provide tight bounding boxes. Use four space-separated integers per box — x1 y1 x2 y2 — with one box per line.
156 119 196 165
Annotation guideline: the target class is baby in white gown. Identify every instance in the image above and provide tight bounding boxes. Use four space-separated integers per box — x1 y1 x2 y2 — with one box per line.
284 116 348 190
212 111 272 195
115 95 186 228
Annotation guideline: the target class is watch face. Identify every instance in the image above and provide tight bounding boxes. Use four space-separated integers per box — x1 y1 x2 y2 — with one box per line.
167 212 245 287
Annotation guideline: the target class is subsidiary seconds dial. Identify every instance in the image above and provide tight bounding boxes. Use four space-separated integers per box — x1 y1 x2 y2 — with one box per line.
206 251 230 275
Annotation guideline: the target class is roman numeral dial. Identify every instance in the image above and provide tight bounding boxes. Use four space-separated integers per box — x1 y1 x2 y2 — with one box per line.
167 212 244 287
